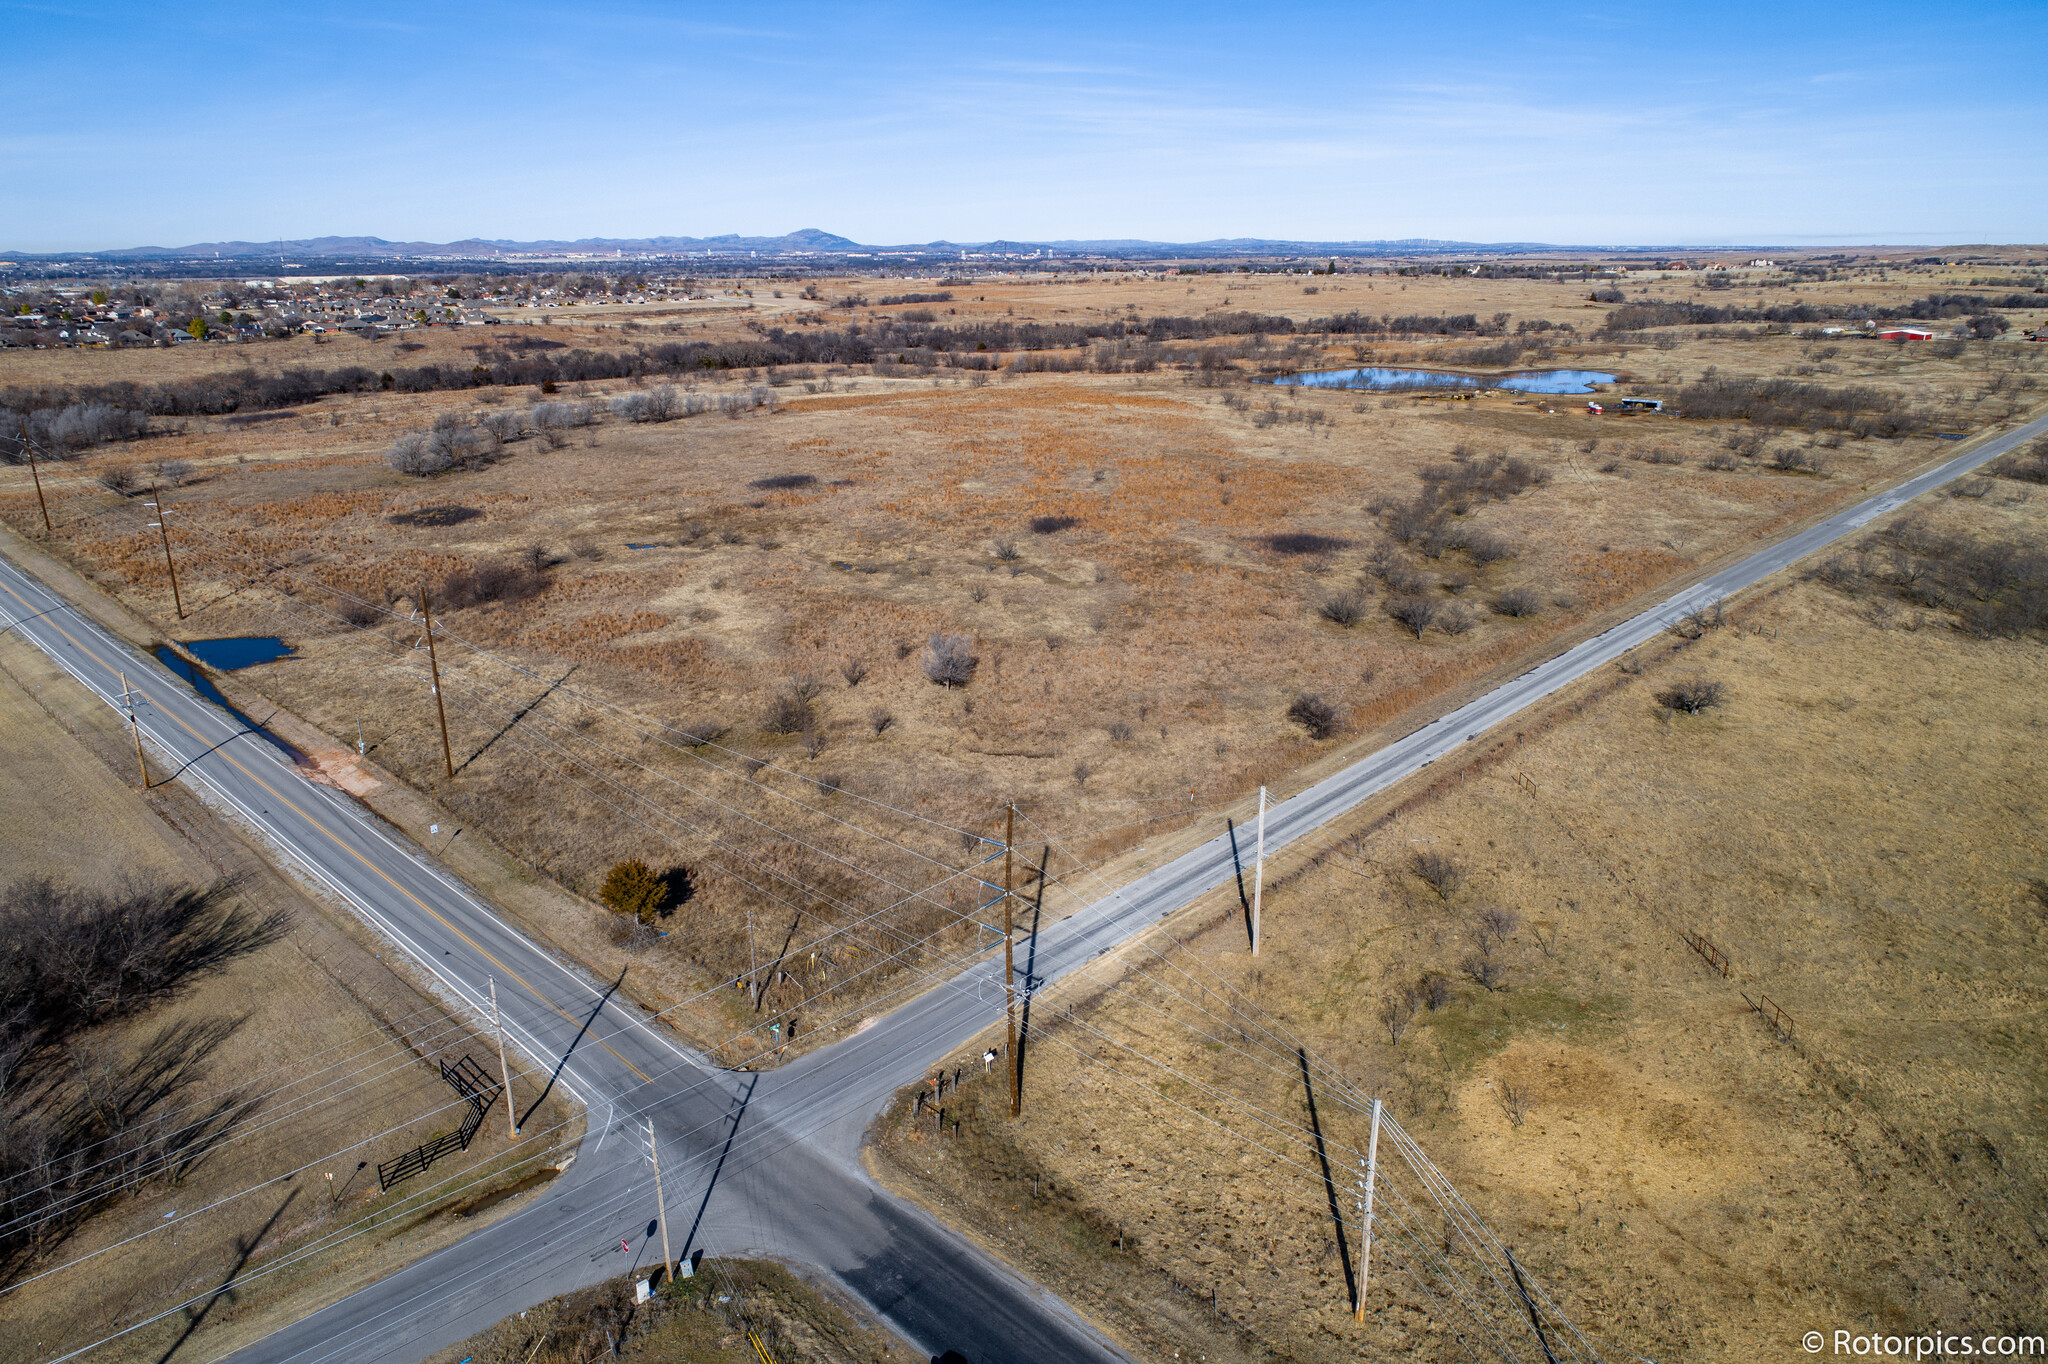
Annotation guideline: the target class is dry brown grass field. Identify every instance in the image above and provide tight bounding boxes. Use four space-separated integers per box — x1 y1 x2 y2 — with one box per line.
867 472 2048 1364
0 625 578 1364
3 264 2044 1068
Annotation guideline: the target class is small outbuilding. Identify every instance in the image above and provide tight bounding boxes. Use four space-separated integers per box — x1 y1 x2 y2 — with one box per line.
1874 326 1934 341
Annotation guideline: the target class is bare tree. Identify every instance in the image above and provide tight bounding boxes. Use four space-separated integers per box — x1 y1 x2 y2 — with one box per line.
1491 586 1543 618
1496 1077 1531 1128
1474 906 1517 947
1656 678 1727 714
1379 988 1418 1043
1287 693 1340 739
1319 590 1368 626
1386 595 1440 638
1463 952 1508 992
1410 851 1463 900
763 691 812 735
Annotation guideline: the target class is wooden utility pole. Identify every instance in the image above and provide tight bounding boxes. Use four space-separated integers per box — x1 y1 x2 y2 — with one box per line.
1356 1097 1381 1322
1250 786 1267 955
490 977 518 1138
646 1119 674 1284
1004 802 1020 1117
746 909 758 1007
147 485 183 619
419 582 454 779
120 671 147 788
20 421 52 536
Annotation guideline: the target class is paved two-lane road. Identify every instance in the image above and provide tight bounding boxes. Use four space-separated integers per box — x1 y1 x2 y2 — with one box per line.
4 408 2040 1364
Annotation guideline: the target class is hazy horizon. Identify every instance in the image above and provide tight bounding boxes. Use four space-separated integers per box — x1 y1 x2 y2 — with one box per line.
2 0 2042 253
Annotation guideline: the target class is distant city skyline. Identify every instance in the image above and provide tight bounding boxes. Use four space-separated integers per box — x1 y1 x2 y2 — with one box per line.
2 0 2041 253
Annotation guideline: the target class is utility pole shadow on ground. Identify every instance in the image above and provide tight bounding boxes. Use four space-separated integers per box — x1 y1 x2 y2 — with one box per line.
1298 1048 1358 1316
157 1187 298 1363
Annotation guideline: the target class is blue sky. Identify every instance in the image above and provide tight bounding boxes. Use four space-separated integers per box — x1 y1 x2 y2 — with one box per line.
3 1 2042 251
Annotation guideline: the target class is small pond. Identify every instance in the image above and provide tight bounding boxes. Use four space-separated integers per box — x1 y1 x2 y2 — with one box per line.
154 644 303 762
1273 366 1618 395
180 636 295 670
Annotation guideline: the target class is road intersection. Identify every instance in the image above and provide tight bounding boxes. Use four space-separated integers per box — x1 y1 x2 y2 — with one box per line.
4 408 2040 1364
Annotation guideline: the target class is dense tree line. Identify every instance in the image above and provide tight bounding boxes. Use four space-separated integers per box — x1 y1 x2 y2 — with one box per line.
3 305 1548 445
1673 375 1926 436
1600 292 2038 334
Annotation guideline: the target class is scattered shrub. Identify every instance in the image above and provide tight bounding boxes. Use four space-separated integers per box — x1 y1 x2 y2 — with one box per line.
1318 590 1368 626
1656 678 1727 714
336 597 381 627
921 633 979 686
869 708 895 736
840 657 869 687
672 717 728 747
1989 440 2048 485
763 690 813 735
439 559 546 609
749 473 816 491
1029 515 1080 534
1491 586 1543 618
1287 693 1339 739
1462 529 1516 564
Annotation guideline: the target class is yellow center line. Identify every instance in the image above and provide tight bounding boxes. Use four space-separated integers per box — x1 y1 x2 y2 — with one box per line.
0 575 653 1085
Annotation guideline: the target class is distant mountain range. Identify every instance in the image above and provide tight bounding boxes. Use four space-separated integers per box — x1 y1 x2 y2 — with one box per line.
3 229 1627 264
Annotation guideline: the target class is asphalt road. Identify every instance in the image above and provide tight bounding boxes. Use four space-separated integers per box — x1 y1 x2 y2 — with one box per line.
5 408 2041 1364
